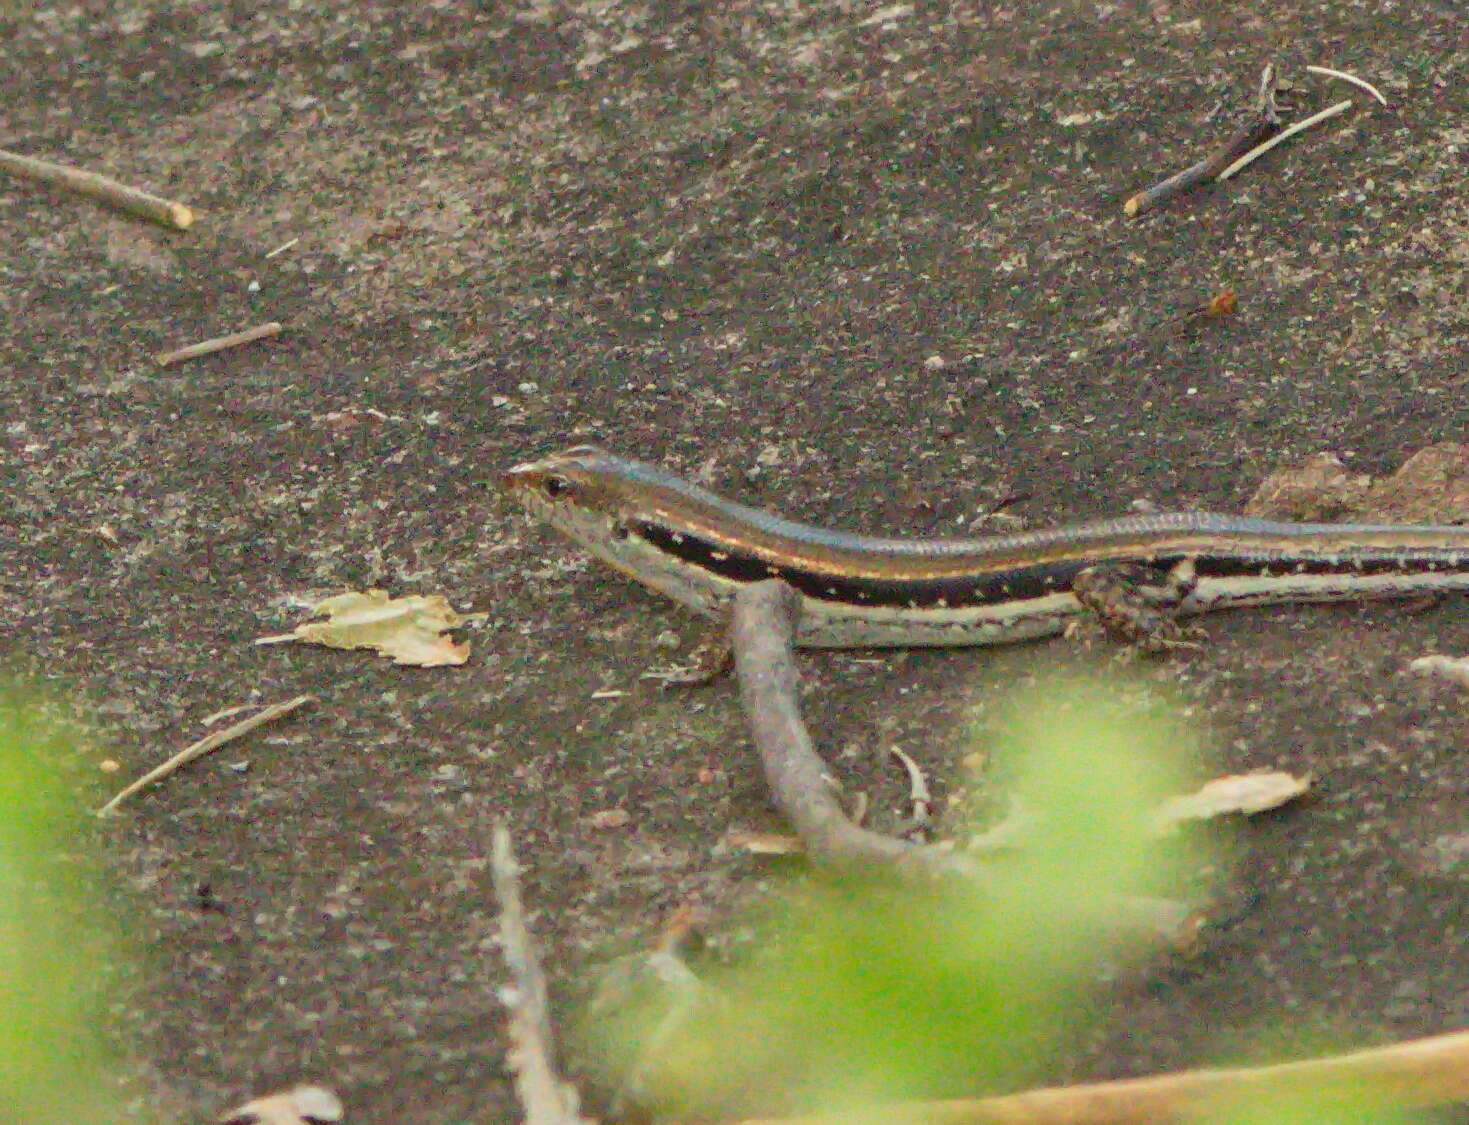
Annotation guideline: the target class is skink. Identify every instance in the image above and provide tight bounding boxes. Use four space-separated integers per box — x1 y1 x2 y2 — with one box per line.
501 446 1469 649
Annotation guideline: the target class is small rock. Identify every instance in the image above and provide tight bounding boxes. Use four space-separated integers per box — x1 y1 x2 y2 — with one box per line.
1244 453 1372 521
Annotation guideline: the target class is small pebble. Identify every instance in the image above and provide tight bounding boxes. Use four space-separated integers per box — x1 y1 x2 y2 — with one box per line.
589 808 631 829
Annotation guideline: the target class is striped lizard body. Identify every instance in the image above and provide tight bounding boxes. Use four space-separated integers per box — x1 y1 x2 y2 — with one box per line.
502 446 1469 650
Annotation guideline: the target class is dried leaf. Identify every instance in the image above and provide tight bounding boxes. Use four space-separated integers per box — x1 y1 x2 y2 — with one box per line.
724 829 805 855
1362 443 1469 524
220 1085 343 1125
1409 654 1469 691
1150 770 1311 834
1247 444 1469 523
257 590 474 666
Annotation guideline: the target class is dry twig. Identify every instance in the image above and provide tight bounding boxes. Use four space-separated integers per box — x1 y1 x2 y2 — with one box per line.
156 321 283 366
0 147 194 229
96 694 314 816
730 580 977 880
490 823 595 1125
731 1027 1469 1125
730 581 1203 942
1124 65 1281 217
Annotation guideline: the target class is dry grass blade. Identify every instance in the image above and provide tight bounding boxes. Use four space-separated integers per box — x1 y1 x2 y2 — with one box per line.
1306 64 1388 106
889 744 932 833
1216 99 1355 181
730 1027 1469 1125
96 695 315 816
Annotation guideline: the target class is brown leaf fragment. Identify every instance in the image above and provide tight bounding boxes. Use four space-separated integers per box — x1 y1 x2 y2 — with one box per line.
1359 443 1469 524
220 1085 343 1125
1150 770 1311 834
257 590 474 666
1204 288 1237 318
1183 288 1238 323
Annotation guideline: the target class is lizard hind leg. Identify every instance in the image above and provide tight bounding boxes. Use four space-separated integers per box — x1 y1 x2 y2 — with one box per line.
1071 559 1203 654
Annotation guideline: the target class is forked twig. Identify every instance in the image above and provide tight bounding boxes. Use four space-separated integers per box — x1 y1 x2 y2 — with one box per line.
0 147 195 229
730 580 977 880
1124 64 1281 217
730 580 1197 947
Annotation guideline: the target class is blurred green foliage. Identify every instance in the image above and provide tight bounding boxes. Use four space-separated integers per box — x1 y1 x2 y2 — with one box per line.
583 674 1440 1122
1201 1079 1420 1125
0 689 132 1123
583 674 1204 1118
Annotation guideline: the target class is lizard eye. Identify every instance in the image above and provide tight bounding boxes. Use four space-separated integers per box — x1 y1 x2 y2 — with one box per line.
541 474 572 501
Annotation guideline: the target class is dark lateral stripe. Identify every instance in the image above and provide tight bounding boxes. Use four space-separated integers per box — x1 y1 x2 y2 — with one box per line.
1192 552 1469 580
633 521 1088 608
634 522 1469 608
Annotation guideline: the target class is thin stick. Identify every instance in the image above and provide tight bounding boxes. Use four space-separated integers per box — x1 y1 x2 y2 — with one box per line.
0 147 194 229
730 580 976 880
490 823 595 1125
730 581 1193 942
731 1027 1469 1125
1216 99 1354 181
1306 64 1388 107
96 695 314 816
1124 64 1280 217
156 321 282 366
